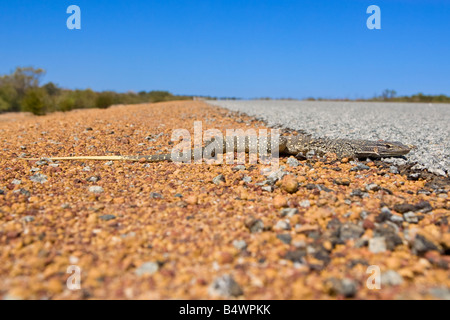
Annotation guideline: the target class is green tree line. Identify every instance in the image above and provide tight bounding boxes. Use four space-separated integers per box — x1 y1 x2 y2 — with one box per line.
0 67 193 115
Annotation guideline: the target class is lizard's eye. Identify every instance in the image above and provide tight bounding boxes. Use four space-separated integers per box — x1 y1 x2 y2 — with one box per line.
385 144 392 149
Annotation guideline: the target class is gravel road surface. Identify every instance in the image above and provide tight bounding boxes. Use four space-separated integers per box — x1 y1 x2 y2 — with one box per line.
208 100 449 176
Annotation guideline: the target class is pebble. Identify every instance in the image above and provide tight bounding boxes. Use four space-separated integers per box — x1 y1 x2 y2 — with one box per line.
403 212 419 224
232 240 247 251
299 200 310 208
412 234 441 255
280 208 298 217
209 275 243 298
135 262 159 276
22 216 35 223
99 215 116 221
212 174 226 185
365 183 380 192
327 278 357 298
245 218 264 233
89 186 104 194
389 166 399 174
381 270 404 286
242 175 252 183
369 237 387 253
87 176 100 183
232 165 246 171
350 163 370 172
12 179 21 185
274 220 291 231
273 195 287 208
281 175 298 194
286 157 300 167
276 234 292 244
339 223 365 241
29 174 48 184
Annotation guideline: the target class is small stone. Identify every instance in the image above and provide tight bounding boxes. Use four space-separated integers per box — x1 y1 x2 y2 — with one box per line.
381 270 404 286
232 165 246 171
412 234 442 256
326 278 357 298
30 173 48 184
339 223 364 241
284 248 306 263
280 208 298 217
362 219 375 230
376 207 392 223
299 200 310 208
350 189 364 198
333 178 350 186
135 262 159 276
261 186 273 192
150 192 163 199
274 220 291 231
276 234 292 244
287 157 300 167
365 183 380 192
245 218 264 233
242 175 252 183
83 166 91 172
99 214 116 221
212 174 226 185
209 275 243 298
87 176 100 183
403 212 419 224
273 195 288 208
232 240 247 251
369 237 387 253
429 287 450 300
281 175 299 194
414 201 433 213
389 166 399 174
0 189 4 195
408 173 420 180
12 179 21 185
393 203 416 214
89 186 104 194
105 161 114 166
350 163 370 172
22 216 35 223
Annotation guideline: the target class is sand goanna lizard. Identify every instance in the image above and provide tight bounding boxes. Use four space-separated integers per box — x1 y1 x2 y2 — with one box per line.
23 134 412 163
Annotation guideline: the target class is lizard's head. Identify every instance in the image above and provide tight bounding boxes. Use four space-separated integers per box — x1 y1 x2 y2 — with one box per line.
354 140 413 158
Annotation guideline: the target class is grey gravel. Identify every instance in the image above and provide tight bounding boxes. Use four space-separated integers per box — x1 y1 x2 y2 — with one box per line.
368 237 387 253
29 174 47 184
99 214 116 221
232 240 247 251
209 275 243 297
381 270 404 286
135 262 159 276
286 157 300 167
208 100 449 176
280 208 298 217
299 200 310 208
212 174 226 185
274 220 291 231
89 186 104 194
22 216 35 223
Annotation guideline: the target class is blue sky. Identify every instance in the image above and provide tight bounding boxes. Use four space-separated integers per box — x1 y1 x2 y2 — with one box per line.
0 0 449 99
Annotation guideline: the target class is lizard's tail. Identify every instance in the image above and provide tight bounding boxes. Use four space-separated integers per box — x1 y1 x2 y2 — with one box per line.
21 154 175 162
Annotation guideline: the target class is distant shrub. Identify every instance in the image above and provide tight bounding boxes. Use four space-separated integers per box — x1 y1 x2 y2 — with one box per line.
21 88 48 115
